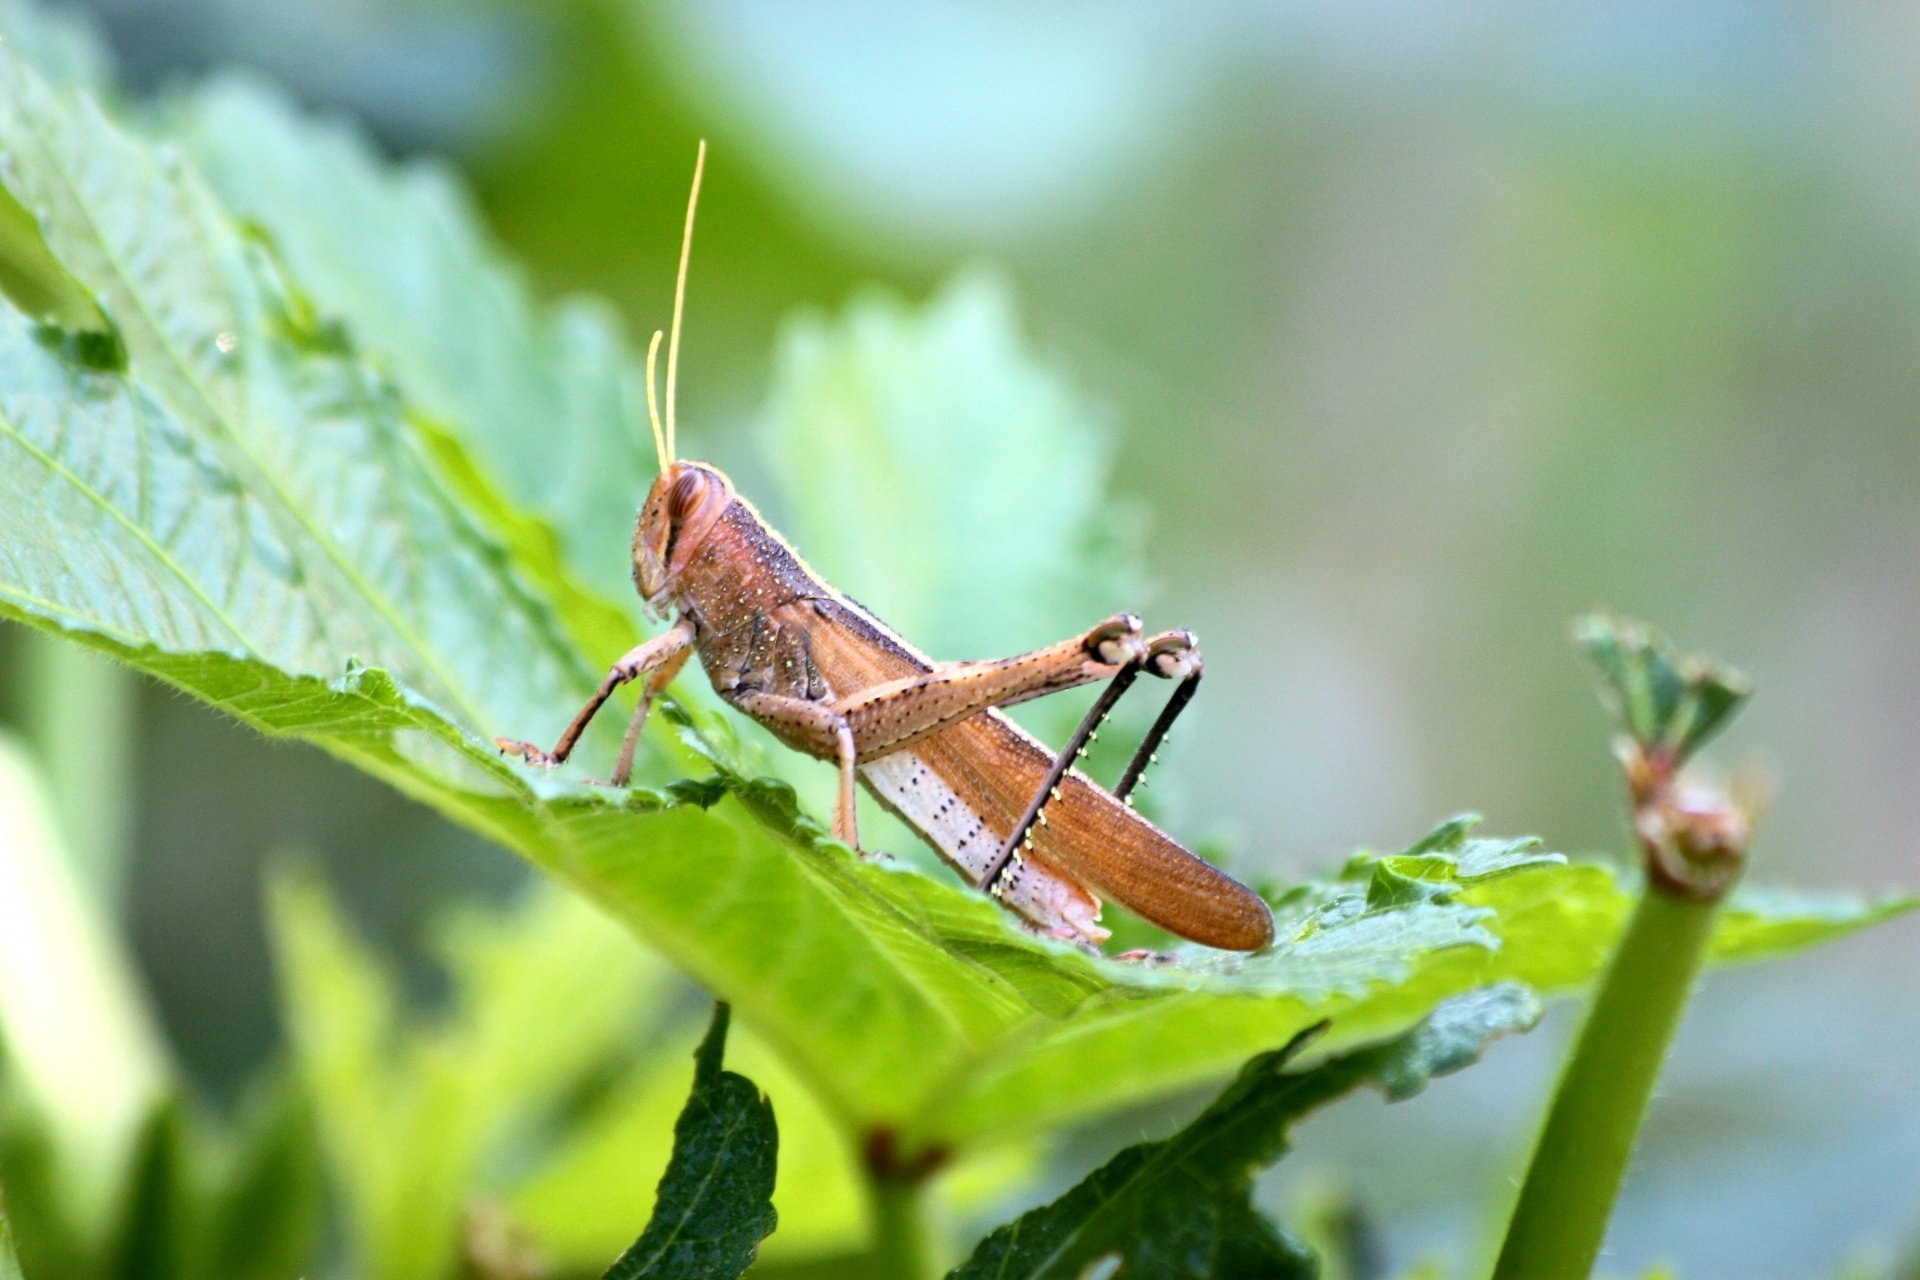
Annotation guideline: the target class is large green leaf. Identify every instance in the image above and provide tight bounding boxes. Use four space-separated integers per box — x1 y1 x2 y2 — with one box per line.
949 984 1539 1280
0 29 1906 1185
602 1005 777 1280
165 75 656 614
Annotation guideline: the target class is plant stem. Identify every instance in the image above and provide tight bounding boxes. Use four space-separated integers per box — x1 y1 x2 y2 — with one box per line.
20 634 136 904
866 1175 936 1280
1490 880 1724 1279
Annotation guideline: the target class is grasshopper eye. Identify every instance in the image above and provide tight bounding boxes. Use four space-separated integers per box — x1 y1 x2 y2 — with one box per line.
668 469 705 521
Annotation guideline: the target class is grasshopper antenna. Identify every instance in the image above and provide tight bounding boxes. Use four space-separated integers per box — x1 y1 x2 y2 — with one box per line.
644 330 667 473
664 139 706 466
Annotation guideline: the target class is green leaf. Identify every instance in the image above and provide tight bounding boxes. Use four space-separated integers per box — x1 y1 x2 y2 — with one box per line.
268 871 668 1280
105 1101 193 1280
906 819 1911 1150
0 0 110 94
0 1097 85 1280
602 1004 778 1280
0 37 1906 1197
511 1016 875 1269
198 1074 323 1280
948 985 1540 1280
0 1 115 344
511 1004 1043 1271
0 1182 22 1280
1 1062 324 1280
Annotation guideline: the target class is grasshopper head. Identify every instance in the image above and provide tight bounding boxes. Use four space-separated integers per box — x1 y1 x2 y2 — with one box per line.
632 461 733 609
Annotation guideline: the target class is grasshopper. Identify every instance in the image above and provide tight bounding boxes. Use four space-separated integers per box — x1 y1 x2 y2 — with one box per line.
496 144 1274 953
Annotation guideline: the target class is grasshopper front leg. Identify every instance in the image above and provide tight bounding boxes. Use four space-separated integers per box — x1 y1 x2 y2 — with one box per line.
496 616 697 780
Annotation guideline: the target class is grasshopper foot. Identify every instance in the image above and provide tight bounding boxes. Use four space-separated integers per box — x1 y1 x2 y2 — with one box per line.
1085 613 1148 667
495 738 560 769
1143 630 1202 680
1113 947 1181 967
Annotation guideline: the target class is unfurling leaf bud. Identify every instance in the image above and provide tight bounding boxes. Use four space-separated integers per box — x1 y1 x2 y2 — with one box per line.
1577 615 1756 900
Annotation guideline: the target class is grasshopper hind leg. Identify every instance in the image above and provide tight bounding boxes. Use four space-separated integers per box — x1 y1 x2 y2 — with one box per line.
1113 630 1204 803
981 627 1206 898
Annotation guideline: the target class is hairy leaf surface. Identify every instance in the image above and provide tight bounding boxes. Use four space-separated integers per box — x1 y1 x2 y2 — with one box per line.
169 76 656 614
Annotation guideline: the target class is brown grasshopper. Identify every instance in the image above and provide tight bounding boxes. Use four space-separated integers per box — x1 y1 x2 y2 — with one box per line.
496 144 1274 953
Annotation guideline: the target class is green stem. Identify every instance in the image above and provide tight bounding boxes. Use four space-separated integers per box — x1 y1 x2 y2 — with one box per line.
866 1175 935 1280
1490 882 1723 1279
20 634 136 904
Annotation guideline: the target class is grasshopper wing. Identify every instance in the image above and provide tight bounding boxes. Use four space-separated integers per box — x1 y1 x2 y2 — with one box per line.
795 595 1273 951
911 711 1276 951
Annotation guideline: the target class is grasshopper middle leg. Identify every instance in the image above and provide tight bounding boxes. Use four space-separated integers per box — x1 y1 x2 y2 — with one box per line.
607 640 695 786
724 690 861 846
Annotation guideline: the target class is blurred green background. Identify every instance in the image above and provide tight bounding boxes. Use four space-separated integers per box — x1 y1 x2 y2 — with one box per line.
1 1 1916 1275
